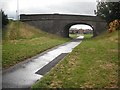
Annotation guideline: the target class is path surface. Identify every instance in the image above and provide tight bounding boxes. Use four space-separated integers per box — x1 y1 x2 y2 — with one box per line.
2 36 84 89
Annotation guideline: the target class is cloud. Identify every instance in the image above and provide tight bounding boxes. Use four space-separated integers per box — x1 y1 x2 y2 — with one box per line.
0 0 97 19
42 2 97 15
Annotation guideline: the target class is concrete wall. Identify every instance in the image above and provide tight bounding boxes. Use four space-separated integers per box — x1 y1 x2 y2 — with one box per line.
20 14 107 37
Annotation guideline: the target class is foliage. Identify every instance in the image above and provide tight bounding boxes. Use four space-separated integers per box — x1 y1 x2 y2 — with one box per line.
108 20 120 33
0 10 9 28
96 1 120 23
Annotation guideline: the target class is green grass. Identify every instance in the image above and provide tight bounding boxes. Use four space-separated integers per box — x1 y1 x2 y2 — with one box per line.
32 31 119 88
83 33 93 39
69 34 78 38
69 33 93 39
2 21 70 69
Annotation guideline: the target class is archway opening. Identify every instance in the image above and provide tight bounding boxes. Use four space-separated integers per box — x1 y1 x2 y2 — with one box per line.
69 24 93 39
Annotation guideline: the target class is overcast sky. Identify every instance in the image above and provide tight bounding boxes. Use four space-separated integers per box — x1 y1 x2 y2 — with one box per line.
1 0 97 19
0 0 98 29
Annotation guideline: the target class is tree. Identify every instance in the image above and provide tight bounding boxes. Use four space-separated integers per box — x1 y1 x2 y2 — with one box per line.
0 10 9 28
95 0 120 23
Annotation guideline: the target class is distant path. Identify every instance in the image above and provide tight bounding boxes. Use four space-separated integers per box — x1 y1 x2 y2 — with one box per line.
2 36 84 89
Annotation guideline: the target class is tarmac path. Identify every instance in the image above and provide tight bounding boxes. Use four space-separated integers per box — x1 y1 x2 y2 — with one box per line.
2 36 84 89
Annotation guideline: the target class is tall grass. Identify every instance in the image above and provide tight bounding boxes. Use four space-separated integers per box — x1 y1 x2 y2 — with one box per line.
2 21 70 69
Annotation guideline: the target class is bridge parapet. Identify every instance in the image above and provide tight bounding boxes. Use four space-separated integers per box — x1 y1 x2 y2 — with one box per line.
20 14 105 22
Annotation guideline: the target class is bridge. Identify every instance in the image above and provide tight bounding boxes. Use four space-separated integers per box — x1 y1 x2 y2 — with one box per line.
20 14 107 37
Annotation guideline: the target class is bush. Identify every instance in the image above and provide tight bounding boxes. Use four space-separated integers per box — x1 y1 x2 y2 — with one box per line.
108 20 120 33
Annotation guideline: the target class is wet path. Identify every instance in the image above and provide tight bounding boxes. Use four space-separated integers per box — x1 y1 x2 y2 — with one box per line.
2 36 84 88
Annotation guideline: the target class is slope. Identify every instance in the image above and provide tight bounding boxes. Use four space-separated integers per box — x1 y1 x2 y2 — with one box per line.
32 31 119 88
2 21 70 69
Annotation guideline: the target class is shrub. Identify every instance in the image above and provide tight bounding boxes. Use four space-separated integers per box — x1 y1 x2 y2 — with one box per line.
108 20 120 33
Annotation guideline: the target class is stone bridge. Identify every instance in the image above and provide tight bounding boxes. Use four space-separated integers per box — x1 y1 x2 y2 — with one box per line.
20 14 107 37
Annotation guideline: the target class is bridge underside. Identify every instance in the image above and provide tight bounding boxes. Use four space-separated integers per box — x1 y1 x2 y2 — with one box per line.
20 14 107 37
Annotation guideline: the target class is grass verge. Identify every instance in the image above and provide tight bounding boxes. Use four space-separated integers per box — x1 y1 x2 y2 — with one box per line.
69 34 78 38
2 21 70 69
69 33 93 39
32 31 119 88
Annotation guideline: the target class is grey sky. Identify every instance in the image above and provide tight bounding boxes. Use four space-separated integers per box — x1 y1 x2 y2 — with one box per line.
0 0 97 19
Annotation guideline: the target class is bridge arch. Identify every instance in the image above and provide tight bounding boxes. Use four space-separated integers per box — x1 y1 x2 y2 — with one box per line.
63 22 95 37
